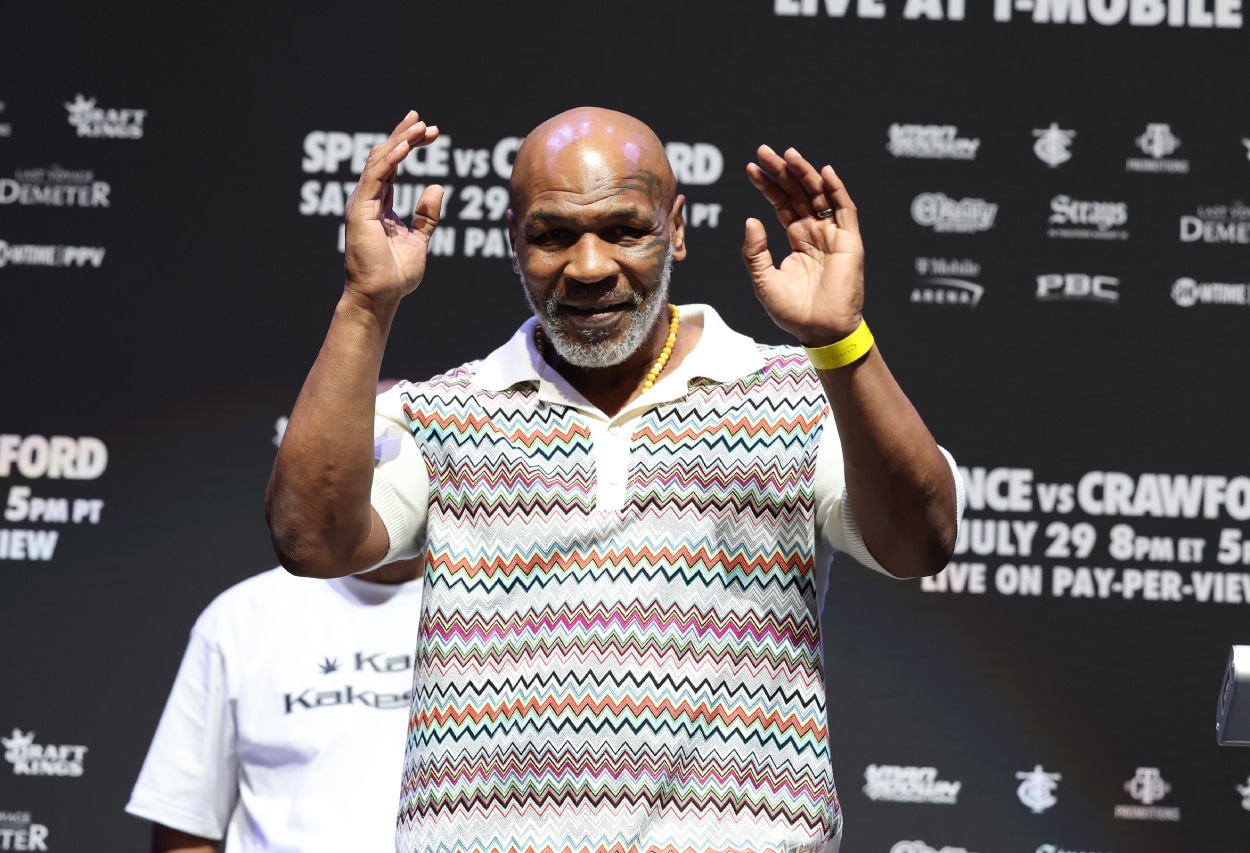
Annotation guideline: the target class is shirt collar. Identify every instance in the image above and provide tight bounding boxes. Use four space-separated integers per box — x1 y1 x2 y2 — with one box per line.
471 304 766 395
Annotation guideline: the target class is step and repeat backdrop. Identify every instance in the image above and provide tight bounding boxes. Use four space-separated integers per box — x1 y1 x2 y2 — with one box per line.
2 3 1249 852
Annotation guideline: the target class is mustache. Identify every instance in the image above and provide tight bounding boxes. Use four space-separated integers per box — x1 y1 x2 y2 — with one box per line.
544 289 643 315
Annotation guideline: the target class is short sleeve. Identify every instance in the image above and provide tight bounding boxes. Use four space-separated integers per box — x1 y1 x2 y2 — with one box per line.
813 418 965 578
369 381 430 565
124 623 238 839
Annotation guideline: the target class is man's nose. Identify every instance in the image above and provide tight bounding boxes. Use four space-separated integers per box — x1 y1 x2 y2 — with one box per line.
564 233 618 283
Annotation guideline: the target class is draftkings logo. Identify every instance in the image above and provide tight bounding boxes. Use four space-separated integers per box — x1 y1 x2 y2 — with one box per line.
912 257 984 307
1016 764 1061 813
889 841 974 853
1047 195 1128 241
63 94 145 139
911 193 997 233
1114 766 1180 821
1179 201 1250 244
0 811 48 852
1126 123 1189 174
1035 273 1120 303
1171 277 1250 307
2 729 87 777
887 124 980 160
1033 123 1075 167
863 764 961 804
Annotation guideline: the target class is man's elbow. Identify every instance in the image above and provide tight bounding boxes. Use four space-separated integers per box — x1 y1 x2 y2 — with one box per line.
881 514 958 579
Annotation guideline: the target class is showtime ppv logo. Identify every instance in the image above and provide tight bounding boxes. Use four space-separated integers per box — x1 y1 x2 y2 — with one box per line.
2 729 87 777
1171 277 1250 307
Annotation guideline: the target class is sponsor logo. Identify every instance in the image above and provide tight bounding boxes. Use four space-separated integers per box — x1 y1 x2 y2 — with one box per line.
1033 123 1075 167
1048 195 1129 241
0 811 48 852
1243 138 1250 160
2 729 87 777
991 0 1243 26
1126 124 1189 174
1036 273 1120 303
889 842 973 853
863 764 961 804
0 100 11 139
1171 277 1250 307
887 124 980 160
1115 766 1180 821
63 94 145 140
1237 775 1250 810
1036 846 1110 853
1179 201 1250 244
911 193 997 233
0 240 105 269
0 166 109 208
1016 764 1061 813
912 257 984 307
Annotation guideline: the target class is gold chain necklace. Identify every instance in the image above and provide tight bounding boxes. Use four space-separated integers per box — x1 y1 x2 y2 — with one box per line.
535 303 680 391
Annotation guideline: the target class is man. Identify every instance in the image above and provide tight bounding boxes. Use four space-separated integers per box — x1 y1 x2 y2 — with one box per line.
266 107 963 853
127 391 424 852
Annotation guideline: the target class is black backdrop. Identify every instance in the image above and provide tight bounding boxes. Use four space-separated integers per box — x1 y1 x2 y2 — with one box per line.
2 3 1249 852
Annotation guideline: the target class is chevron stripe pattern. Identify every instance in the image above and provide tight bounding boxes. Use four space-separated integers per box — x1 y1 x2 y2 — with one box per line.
396 347 840 853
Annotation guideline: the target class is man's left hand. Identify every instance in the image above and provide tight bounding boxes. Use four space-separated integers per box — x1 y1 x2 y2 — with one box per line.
742 145 865 347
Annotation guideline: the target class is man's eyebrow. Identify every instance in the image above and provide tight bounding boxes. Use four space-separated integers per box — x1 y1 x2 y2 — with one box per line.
525 205 652 224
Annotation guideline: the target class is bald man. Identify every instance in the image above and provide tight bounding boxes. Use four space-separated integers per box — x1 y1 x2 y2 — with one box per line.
267 108 963 853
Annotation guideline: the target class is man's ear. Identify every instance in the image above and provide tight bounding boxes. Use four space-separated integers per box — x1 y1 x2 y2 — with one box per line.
506 208 520 274
670 194 687 261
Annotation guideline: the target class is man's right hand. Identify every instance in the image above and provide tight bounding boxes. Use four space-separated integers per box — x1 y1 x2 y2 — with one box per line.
343 111 446 308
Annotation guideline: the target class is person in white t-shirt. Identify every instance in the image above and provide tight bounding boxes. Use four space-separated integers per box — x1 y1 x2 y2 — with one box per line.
124 555 424 853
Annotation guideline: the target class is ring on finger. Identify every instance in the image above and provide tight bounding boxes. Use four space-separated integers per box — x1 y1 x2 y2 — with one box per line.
816 208 835 218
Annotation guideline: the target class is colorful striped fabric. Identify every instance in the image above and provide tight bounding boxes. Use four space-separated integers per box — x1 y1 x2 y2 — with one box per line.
395 345 840 853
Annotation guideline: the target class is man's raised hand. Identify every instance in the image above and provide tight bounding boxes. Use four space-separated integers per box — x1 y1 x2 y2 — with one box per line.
742 145 865 348
343 111 446 307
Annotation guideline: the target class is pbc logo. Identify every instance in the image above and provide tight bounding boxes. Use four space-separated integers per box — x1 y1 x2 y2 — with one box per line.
1036 274 1120 304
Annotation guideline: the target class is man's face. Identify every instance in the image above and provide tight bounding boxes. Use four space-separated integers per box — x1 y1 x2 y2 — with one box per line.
508 137 685 369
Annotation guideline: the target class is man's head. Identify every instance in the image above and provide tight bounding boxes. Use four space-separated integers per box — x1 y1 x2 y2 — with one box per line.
507 107 686 370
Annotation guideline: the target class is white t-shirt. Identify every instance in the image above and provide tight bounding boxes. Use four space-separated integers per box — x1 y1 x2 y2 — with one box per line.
125 567 424 853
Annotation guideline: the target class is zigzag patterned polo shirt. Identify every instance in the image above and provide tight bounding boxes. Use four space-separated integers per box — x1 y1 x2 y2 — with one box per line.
369 305 959 853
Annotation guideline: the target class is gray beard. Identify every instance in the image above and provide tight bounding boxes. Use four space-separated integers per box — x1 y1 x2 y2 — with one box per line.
522 243 674 370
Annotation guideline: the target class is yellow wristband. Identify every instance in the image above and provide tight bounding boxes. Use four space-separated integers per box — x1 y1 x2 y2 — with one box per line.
803 320 874 370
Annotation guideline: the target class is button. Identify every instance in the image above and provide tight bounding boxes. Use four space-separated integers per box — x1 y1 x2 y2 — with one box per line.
607 474 621 485
607 424 621 435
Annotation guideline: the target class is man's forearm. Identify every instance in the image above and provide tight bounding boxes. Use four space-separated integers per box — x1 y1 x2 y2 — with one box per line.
819 347 958 577
265 291 397 578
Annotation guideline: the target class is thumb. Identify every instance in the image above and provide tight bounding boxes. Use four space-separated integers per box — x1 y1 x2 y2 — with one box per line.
411 185 445 237
741 218 775 289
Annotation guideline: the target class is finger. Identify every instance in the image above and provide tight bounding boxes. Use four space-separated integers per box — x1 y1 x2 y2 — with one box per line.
741 217 777 291
821 165 860 233
756 145 816 218
411 185 445 237
784 149 833 217
746 163 797 227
